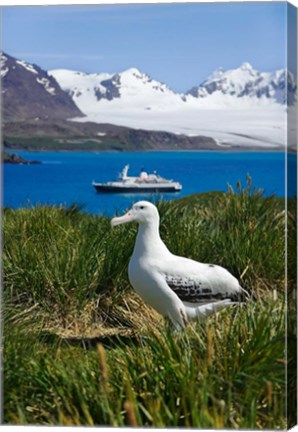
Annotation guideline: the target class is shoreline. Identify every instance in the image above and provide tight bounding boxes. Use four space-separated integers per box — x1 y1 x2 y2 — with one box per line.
4 145 290 154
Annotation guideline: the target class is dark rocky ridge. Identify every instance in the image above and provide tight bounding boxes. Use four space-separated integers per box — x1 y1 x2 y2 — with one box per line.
1 52 83 122
3 151 41 164
98 75 122 100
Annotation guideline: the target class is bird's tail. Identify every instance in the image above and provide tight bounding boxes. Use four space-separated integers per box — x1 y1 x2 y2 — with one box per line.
183 286 255 322
237 286 256 302
235 286 250 302
184 299 235 321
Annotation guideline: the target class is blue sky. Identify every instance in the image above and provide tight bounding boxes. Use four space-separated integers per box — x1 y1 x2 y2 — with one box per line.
2 2 287 92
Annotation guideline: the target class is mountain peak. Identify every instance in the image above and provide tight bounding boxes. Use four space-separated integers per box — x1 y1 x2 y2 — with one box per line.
240 62 254 71
187 62 295 105
122 67 143 76
207 66 225 81
118 67 149 83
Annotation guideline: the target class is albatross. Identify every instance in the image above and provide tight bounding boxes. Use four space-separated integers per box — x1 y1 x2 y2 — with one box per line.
111 201 250 329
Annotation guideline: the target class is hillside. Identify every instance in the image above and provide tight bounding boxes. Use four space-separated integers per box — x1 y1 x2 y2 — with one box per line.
1 52 83 121
3 120 219 152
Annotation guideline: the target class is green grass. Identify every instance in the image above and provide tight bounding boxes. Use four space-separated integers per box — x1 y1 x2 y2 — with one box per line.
2 180 296 427
3 300 286 428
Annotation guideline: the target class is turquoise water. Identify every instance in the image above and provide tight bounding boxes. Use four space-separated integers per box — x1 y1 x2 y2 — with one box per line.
3 151 296 215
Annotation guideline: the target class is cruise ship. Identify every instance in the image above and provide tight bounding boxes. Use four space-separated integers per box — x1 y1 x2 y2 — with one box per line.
92 165 182 193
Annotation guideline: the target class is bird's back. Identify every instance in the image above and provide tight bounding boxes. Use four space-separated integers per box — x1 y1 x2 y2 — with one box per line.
160 254 249 305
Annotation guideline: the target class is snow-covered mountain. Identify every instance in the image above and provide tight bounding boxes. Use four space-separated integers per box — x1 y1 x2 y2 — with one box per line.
2 51 296 148
1 52 83 121
50 62 296 112
187 62 296 106
49 67 186 114
49 62 295 148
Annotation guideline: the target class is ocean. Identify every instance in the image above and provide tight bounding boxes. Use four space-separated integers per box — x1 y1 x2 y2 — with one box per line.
3 151 296 216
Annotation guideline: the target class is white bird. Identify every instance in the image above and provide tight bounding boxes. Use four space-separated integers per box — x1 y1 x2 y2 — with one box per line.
111 201 250 330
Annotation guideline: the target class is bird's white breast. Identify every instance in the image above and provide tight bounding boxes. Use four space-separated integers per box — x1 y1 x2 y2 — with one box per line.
128 254 183 317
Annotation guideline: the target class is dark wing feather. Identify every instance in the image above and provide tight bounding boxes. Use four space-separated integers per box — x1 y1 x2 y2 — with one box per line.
165 275 249 304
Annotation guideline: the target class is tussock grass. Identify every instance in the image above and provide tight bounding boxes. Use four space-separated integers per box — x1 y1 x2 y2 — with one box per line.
3 204 135 322
3 179 295 427
3 300 286 428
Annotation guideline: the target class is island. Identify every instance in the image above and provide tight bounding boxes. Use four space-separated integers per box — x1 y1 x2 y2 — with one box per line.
3 151 41 165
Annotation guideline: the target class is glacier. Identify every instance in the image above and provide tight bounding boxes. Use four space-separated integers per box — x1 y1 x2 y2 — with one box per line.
48 63 296 149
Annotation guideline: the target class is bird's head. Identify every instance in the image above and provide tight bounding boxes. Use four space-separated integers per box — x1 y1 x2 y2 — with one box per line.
111 201 159 227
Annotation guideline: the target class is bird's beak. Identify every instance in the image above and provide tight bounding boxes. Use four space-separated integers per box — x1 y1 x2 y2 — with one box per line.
111 210 135 227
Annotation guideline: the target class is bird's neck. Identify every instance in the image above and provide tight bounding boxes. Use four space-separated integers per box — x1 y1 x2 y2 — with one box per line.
133 221 170 258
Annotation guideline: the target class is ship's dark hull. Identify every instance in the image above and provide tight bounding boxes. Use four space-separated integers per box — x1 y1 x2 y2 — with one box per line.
93 184 181 193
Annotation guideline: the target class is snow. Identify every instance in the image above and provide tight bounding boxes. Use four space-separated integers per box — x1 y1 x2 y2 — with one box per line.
36 77 56 95
115 68 184 105
16 59 38 75
1 67 9 78
49 69 112 103
0 54 9 77
207 62 258 91
50 63 295 149
189 62 261 99
71 103 286 149
189 64 295 107
50 67 185 113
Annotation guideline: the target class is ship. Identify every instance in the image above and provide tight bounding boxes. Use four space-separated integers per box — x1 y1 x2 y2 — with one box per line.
92 165 182 193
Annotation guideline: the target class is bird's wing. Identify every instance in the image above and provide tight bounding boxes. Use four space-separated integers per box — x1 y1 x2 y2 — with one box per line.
161 256 249 305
